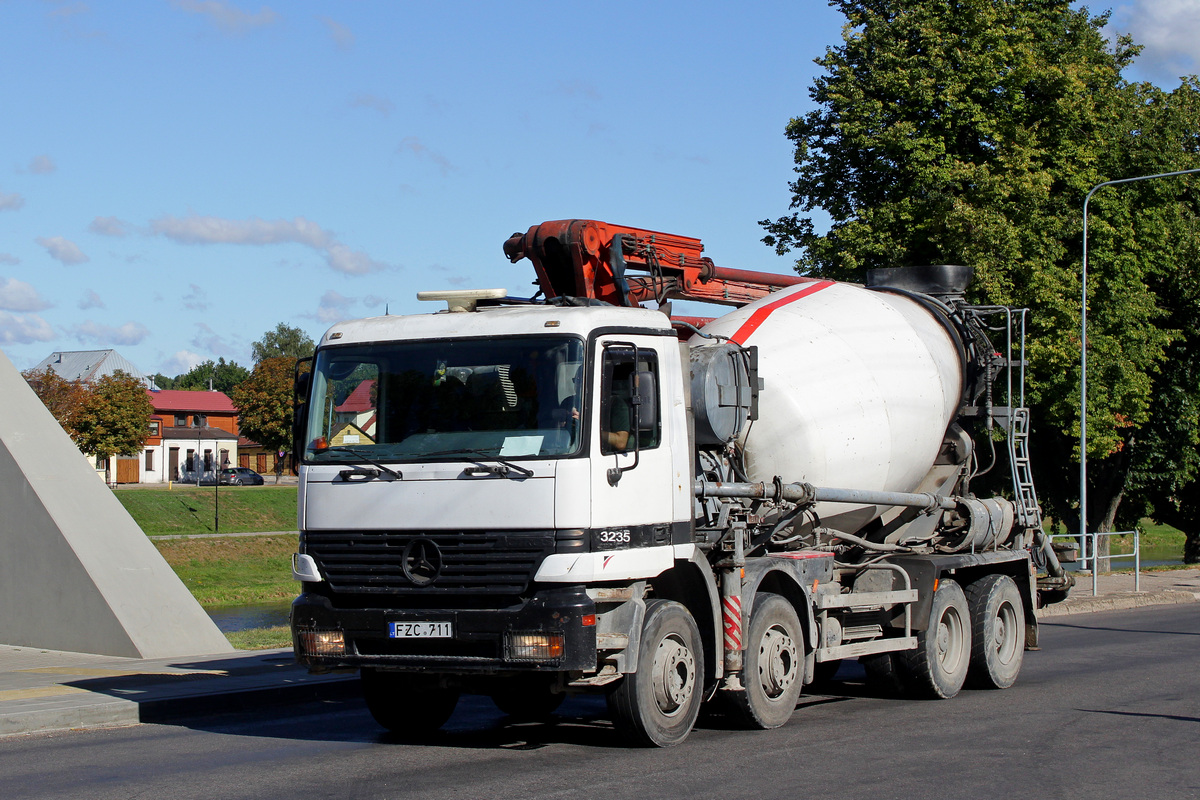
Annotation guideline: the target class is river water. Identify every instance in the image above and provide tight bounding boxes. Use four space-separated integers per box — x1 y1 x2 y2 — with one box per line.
205 601 292 633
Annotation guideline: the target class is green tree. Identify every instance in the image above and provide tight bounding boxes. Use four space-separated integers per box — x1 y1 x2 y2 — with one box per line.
73 371 154 483
251 323 315 363
761 0 1200 557
232 357 297 482
173 357 251 394
22 367 90 439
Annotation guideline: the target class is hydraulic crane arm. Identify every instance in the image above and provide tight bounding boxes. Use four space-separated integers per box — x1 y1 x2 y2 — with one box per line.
503 219 813 308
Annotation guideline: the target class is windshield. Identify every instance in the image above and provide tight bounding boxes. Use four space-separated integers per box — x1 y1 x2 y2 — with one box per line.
304 336 585 463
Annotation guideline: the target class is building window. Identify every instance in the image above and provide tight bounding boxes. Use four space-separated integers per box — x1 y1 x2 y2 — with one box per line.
145 449 154 471
149 420 161 436
175 414 187 427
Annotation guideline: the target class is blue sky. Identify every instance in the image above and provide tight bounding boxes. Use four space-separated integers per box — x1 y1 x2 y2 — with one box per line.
1 1 1195 378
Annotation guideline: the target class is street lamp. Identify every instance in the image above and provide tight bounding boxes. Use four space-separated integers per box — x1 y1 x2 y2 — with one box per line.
1079 167 1200 551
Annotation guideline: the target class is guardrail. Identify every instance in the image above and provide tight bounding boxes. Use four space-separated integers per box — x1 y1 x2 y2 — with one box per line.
1050 529 1140 596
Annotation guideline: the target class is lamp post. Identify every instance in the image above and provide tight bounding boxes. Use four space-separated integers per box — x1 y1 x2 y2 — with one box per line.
1079 168 1200 557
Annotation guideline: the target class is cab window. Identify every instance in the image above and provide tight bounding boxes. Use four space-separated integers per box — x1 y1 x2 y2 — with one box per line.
600 348 660 455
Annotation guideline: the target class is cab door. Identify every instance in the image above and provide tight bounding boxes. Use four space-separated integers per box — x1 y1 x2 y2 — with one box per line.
589 338 676 532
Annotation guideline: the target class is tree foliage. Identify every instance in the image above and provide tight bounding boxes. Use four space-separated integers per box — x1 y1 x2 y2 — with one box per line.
76 371 154 460
252 323 315 363
22 367 90 439
174 357 250 393
761 0 1200 556
232 356 296 458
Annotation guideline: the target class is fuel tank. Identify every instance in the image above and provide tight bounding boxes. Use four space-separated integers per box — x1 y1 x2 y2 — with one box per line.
692 279 963 534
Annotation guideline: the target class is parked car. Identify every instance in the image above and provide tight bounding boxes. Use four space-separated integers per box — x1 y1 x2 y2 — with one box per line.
220 467 264 486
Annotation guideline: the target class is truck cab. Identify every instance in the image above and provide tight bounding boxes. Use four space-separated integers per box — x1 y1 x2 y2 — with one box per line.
291 300 707 726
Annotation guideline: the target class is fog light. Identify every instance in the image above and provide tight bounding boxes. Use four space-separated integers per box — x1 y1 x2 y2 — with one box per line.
505 631 564 661
298 629 345 656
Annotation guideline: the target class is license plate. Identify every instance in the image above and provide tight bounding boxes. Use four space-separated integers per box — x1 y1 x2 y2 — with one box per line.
388 621 452 638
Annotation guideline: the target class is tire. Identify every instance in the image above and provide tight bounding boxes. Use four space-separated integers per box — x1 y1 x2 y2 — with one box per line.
811 658 842 688
965 574 1025 689
607 599 704 747
491 676 565 720
728 593 804 729
231 477 242 486
860 652 906 696
901 578 971 699
360 669 460 734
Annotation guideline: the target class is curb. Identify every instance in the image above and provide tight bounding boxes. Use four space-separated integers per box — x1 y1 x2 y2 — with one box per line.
1038 590 1200 618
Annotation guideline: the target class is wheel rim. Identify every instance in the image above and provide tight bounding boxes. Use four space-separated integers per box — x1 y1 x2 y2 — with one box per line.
652 633 696 717
993 600 1020 666
758 624 799 700
935 606 965 672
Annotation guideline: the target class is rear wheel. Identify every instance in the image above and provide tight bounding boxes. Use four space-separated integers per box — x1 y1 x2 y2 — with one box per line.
966 574 1024 689
901 579 971 699
607 599 704 747
728 593 804 729
360 669 459 734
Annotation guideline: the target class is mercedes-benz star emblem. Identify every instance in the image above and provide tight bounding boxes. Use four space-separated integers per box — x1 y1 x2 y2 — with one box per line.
402 538 442 586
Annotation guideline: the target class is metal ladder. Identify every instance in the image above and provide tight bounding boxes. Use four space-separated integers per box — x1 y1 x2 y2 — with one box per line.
1008 407 1043 530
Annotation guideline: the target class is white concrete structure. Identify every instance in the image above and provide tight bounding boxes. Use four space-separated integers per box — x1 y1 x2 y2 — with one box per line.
0 349 232 658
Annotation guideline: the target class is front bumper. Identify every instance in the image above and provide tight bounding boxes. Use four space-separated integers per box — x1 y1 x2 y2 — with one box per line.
291 586 597 674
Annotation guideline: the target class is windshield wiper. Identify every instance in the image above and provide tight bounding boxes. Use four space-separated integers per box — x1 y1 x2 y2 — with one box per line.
314 446 402 480
421 447 535 479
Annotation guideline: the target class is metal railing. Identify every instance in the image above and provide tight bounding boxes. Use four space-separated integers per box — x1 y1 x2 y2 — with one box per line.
1050 530 1141 596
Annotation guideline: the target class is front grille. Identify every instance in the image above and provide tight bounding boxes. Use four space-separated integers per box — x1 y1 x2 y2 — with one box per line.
305 529 555 598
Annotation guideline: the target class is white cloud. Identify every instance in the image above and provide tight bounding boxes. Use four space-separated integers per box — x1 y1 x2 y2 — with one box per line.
320 16 354 50
0 253 20 265
0 312 55 344
191 322 239 357
89 216 131 236
79 289 105 310
71 320 150 346
398 137 456 177
1112 1 1200 80
316 289 356 323
29 155 56 174
151 213 386 275
37 236 90 265
351 93 394 116
183 283 210 311
363 294 386 309
160 349 206 375
171 1 279 35
0 191 24 212
0 277 52 312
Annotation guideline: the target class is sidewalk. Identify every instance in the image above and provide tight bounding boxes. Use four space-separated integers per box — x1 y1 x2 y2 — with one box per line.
0 645 356 738
1037 566 1200 617
1 568 1196 739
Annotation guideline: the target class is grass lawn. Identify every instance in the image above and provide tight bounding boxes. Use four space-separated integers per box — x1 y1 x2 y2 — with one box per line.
226 626 292 650
116 485 297 535
153 535 297 607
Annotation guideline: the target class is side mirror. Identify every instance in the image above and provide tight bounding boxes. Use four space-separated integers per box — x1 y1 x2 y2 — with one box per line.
293 357 313 459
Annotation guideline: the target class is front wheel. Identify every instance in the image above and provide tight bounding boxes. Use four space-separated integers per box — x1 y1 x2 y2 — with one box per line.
607 599 704 747
728 593 804 729
966 574 1025 689
901 578 971 699
360 669 460 735
491 676 565 720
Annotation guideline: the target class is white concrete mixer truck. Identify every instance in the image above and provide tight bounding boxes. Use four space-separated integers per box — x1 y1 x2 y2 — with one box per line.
289 219 1072 746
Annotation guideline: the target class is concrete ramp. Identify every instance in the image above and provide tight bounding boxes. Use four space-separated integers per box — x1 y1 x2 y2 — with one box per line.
0 349 233 658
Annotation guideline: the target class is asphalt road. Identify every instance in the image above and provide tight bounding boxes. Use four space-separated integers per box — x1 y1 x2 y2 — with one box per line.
3 604 1198 800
